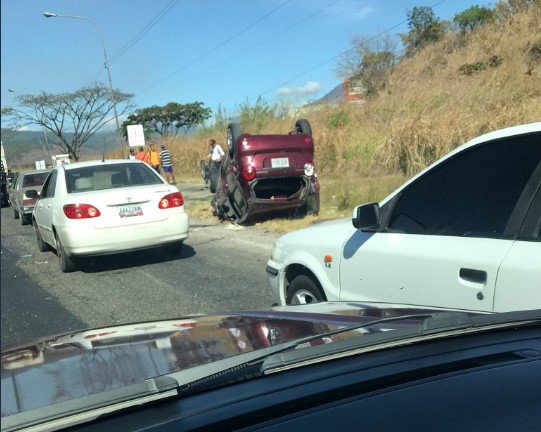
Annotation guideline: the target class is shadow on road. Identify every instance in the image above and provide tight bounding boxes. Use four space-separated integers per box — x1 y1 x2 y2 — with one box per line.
74 243 196 273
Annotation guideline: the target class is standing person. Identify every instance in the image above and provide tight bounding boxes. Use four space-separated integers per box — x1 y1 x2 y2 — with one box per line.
209 139 225 165
136 146 150 164
128 148 136 159
159 143 176 185
147 144 161 173
208 138 225 193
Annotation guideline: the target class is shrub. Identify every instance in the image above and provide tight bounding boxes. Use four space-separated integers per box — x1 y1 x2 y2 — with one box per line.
528 39 541 62
453 6 495 33
459 61 487 75
326 111 350 128
487 55 504 67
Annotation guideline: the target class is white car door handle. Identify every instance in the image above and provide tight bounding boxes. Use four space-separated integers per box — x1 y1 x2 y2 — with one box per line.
459 268 487 284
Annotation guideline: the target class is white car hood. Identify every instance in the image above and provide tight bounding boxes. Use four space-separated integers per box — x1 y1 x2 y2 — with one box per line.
273 217 356 263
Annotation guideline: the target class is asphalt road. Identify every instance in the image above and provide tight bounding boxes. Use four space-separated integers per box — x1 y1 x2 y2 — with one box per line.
0 183 281 348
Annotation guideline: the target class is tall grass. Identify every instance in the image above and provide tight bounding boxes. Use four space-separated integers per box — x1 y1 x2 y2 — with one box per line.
114 5 541 231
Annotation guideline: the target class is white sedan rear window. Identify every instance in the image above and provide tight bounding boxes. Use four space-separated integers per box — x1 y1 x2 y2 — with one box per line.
65 163 163 193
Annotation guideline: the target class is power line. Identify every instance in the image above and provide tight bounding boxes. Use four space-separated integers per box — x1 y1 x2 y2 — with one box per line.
109 0 181 64
85 0 182 85
251 0 448 101
137 0 342 106
134 0 294 98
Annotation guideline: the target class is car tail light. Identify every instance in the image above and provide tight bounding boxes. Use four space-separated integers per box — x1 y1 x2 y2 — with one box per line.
243 165 256 181
304 162 315 176
84 331 116 339
173 322 197 328
22 198 37 206
63 203 101 219
159 192 184 209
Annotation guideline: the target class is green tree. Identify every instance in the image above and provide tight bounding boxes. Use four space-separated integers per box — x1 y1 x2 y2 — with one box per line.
1 84 135 161
122 102 211 137
401 6 447 57
453 6 495 33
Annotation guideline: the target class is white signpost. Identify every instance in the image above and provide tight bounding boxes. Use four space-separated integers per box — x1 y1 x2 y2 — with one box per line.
127 125 145 148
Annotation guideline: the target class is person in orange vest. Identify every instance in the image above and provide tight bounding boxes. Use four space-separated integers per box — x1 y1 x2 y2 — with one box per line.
147 144 161 173
135 146 150 164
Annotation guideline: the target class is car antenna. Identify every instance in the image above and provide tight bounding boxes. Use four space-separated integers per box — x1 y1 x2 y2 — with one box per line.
102 136 106 162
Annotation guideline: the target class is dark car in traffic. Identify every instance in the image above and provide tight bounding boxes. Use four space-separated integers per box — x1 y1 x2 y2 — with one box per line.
212 120 320 224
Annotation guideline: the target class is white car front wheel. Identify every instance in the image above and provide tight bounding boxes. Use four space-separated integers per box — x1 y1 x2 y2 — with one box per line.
286 275 325 305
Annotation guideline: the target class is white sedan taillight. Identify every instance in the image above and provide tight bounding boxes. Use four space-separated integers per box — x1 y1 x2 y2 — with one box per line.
63 203 101 219
159 192 184 209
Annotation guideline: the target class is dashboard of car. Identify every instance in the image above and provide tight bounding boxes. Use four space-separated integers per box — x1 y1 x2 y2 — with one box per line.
70 322 541 432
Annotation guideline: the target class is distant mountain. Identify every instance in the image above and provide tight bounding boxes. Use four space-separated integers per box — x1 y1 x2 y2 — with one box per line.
316 82 345 104
1 130 119 169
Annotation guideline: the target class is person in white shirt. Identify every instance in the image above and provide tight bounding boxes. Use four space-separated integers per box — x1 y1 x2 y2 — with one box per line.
209 139 225 163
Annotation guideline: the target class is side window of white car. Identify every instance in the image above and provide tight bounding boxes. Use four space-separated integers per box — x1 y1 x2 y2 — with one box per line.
387 133 541 239
41 171 57 199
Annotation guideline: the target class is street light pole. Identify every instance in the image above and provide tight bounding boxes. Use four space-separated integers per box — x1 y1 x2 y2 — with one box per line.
43 12 125 156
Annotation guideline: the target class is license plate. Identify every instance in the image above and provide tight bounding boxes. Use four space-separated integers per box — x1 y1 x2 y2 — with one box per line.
118 204 143 218
271 157 289 168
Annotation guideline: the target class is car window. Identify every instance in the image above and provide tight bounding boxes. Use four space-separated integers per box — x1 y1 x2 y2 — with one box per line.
22 172 50 188
40 171 57 199
65 163 163 193
387 133 541 238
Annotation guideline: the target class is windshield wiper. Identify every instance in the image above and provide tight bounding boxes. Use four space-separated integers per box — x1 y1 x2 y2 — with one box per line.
176 312 466 396
177 310 541 395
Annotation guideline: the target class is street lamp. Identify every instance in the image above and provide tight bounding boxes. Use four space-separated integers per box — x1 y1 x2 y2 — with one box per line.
43 11 125 156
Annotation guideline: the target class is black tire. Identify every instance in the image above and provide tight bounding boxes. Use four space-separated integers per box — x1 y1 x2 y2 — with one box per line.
56 235 76 273
286 274 325 305
209 161 219 193
34 220 51 252
14 208 19 219
227 123 242 159
295 119 312 137
21 213 30 226
163 241 184 258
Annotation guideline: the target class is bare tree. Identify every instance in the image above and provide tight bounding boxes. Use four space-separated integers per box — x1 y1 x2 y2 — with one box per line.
335 34 398 96
1 84 135 161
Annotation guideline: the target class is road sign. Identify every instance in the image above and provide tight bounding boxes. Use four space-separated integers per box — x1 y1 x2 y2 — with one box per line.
127 125 145 148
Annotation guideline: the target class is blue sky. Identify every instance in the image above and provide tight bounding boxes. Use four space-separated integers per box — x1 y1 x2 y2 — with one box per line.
1 0 495 129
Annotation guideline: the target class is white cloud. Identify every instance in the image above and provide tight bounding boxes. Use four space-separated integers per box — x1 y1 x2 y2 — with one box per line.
278 81 321 96
323 1 375 20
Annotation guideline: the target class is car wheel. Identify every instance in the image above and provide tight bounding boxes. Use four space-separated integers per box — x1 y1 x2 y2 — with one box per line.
21 213 31 226
34 221 51 252
295 119 313 136
56 236 76 273
163 241 184 258
286 274 325 305
227 123 242 159
13 208 19 219
209 162 219 193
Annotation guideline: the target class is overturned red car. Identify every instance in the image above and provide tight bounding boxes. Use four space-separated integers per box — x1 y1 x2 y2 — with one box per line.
212 119 320 224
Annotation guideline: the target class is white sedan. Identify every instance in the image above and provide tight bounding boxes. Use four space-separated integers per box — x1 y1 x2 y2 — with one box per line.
266 122 541 312
32 159 189 272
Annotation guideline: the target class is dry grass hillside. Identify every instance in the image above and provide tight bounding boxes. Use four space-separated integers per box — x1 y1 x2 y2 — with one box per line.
112 4 541 231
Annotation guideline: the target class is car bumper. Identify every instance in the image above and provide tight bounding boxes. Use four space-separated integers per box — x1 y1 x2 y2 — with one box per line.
56 213 190 257
21 206 35 215
266 258 286 305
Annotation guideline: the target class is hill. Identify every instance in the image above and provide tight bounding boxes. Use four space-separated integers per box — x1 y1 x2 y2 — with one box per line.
1 130 119 169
